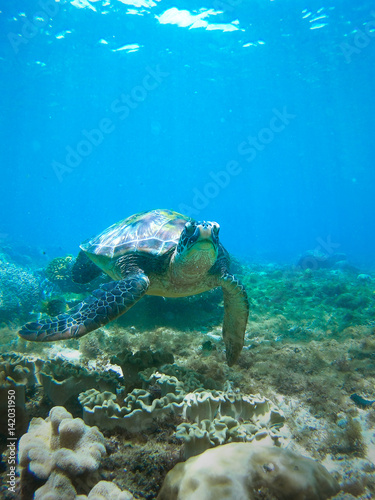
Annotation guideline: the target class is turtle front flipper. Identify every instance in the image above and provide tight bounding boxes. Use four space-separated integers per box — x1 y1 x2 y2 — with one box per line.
219 273 249 366
19 274 150 342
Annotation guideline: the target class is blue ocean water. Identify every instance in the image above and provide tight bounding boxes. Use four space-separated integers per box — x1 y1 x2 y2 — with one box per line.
1 0 374 267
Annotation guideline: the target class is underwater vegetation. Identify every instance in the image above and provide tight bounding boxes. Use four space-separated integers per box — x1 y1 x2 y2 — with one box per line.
1 245 375 498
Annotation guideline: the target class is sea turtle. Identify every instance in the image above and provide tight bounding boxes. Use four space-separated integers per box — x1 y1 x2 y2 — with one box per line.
19 209 249 366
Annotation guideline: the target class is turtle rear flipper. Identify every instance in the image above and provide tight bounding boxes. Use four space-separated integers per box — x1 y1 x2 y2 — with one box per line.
19 274 150 341
219 273 249 366
71 250 102 284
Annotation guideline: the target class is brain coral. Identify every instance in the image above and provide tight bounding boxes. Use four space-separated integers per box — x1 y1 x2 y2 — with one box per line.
18 406 106 497
157 443 340 500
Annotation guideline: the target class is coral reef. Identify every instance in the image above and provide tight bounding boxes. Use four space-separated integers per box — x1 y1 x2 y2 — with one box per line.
0 353 41 435
0 353 39 388
18 406 106 499
44 256 85 294
157 443 340 500
152 363 222 391
176 388 285 458
84 480 135 499
33 474 135 500
38 357 121 405
78 372 186 432
2 256 375 498
0 263 40 322
78 373 284 460
111 348 174 390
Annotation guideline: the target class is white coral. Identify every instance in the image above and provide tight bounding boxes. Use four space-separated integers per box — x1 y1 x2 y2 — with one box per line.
18 406 106 480
157 443 340 500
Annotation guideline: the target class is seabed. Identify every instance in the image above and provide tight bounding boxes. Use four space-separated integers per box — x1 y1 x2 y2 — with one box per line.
1 249 375 499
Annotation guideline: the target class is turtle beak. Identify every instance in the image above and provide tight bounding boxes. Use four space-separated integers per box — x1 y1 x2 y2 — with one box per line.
197 221 220 244
198 227 213 240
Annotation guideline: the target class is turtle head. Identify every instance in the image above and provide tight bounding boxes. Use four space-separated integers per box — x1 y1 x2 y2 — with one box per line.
174 220 220 271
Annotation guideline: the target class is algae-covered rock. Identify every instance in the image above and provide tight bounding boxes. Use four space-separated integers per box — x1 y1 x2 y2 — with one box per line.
157 443 340 500
334 293 368 310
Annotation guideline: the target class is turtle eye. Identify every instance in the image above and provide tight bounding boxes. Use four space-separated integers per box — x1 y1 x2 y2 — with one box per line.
184 222 196 236
212 223 220 236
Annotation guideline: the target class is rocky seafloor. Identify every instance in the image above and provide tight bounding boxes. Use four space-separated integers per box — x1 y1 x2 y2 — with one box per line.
1 245 375 499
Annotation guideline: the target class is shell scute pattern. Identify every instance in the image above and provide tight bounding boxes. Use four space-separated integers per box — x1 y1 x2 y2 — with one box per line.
81 209 191 259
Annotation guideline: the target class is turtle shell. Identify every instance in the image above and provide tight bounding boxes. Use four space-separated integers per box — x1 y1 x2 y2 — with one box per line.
81 209 191 260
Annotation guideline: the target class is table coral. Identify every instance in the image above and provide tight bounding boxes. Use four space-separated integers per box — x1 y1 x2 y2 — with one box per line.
157 443 340 500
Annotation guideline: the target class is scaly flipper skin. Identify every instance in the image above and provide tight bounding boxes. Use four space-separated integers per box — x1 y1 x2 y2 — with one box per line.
19 274 150 342
219 273 249 366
